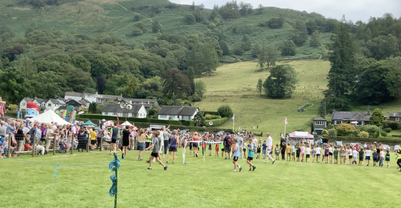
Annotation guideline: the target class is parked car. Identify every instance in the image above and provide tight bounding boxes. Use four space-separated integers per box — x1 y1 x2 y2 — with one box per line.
382 144 391 151
393 145 400 152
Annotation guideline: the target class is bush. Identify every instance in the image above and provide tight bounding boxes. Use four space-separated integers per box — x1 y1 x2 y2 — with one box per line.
185 120 195 126
357 131 369 138
383 120 400 130
360 125 380 137
209 117 230 127
217 105 233 118
328 129 337 137
321 129 329 136
335 123 355 136
383 127 392 133
132 27 143 36
380 130 387 137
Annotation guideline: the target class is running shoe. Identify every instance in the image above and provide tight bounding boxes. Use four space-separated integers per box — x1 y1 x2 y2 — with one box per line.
239 166 242 172
252 166 256 171
147 167 152 170
164 166 168 171
272 160 275 164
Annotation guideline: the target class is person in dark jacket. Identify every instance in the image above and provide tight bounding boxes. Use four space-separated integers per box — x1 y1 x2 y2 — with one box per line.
77 127 88 152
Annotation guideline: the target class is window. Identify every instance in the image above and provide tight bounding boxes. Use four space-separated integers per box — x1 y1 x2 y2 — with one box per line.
396 117 400 122
48 103 51 107
315 121 325 125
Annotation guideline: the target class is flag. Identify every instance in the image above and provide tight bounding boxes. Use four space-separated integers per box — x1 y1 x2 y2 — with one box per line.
232 115 235 120
285 117 288 125
116 114 120 126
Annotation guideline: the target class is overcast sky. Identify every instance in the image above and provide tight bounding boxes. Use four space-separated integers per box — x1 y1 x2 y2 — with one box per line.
170 0 401 22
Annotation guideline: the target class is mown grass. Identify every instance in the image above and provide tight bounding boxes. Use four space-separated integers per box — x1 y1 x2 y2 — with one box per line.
195 60 401 139
2 150 401 208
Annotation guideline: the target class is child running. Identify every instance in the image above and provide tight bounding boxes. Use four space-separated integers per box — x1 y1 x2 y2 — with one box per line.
262 141 267 160
334 146 338 164
358 148 364 165
385 150 390 168
300 144 305 162
145 131 167 171
246 139 256 171
286 143 291 161
372 149 379 166
311 146 315 163
291 144 296 161
315 145 321 163
352 147 358 165
215 139 219 157
365 147 371 166
305 143 311 163
232 138 242 172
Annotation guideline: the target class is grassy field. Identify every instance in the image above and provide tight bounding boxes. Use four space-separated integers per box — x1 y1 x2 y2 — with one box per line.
2 150 401 208
195 60 401 138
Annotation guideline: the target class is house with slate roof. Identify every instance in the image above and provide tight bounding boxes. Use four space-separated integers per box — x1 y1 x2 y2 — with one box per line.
331 111 371 127
101 104 147 118
312 117 327 135
389 112 401 122
157 106 198 121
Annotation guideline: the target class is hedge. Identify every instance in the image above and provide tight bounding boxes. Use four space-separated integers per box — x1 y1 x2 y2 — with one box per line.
208 117 230 127
205 115 221 120
202 111 219 115
185 120 195 126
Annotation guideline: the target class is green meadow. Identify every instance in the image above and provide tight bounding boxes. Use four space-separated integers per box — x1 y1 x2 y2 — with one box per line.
195 60 401 138
2 150 400 208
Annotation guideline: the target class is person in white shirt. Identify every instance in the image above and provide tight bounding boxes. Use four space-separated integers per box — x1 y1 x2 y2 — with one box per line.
315 146 321 163
237 134 244 159
45 125 54 153
264 132 275 164
365 148 372 166
352 148 358 165
305 144 311 163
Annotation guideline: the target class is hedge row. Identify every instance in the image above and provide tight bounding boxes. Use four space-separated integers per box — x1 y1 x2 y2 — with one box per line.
203 111 219 115
208 117 230 127
205 115 221 120
76 114 181 125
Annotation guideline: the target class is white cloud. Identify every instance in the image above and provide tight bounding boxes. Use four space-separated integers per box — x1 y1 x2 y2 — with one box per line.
169 0 401 22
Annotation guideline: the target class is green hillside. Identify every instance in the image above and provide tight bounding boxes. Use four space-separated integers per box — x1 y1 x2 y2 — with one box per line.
195 60 401 138
0 0 330 60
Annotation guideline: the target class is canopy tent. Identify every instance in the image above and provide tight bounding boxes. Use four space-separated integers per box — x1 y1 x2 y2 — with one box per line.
288 131 314 139
32 110 71 125
121 121 133 126
104 120 114 127
82 120 97 127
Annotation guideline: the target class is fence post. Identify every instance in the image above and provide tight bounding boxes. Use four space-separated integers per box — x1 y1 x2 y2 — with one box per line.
7 134 11 158
32 135 36 157
100 136 103 151
53 137 56 155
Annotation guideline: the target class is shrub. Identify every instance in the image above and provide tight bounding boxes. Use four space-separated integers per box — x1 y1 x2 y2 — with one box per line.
321 129 329 136
328 129 337 137
383 127 392 133
383 120 400 130
335 123 355 136
217 105 233 118
380 130 388 137
357 131 369 138
132 27 143 36
360 125 380 137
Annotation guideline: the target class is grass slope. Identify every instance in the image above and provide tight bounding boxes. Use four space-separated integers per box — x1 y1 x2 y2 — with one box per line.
0 0 329 59
195 60 401 138
2 150 401 208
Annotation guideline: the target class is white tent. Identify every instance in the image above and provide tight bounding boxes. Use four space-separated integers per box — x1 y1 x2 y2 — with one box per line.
121 121 133 126
32 110 71 125
289 131 314 139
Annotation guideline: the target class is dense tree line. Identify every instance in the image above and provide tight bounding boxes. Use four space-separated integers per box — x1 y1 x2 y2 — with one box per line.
0 28 220 104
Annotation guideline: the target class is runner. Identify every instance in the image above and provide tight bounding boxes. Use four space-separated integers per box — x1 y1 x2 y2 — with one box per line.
110 124 119 155
246 138 256 171
265 132 275 164
192 132 200 157
136 129 146 161
231 138 242 172
224 132 232 159
166 130 179 164
121 126 130 159
145 131 167 170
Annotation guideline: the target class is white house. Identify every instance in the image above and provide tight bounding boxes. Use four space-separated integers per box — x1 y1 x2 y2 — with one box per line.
19 98 46 111
45 99 65 111
101 104 147 118
158 106 199 121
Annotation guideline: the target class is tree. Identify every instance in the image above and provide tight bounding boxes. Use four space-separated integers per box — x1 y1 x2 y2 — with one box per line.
71 55 91 72
194 80 206 99
184 14 196 25
268 17 284 29
217 105 233 118
257 40 267 69
193 10 205 22
187 40 220 75
371 108 384 126
219 40 229 56
233 42 245 56
242 35 251 51
310 31 321 48
257 4 263 14
306 20 318 35
281 40 296 56
355 59 401 104
324 22 355 111
336 123 355 136
257 79 262 96
126 75 138 98
152 20 161 33
265 44 279 69
291 30 308 47
263 65 297 98
97 76 107 94
162 68 192 98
